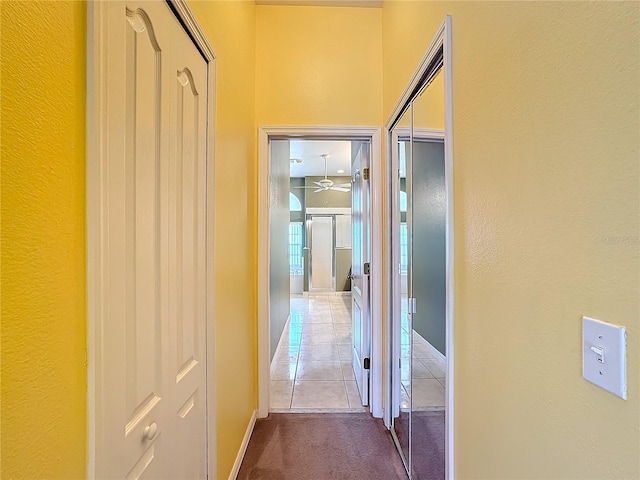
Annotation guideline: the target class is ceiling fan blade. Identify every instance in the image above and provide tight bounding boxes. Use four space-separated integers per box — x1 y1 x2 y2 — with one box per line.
314 188 325 193
331 187 351 192
334 183 352 188
313 181 324 187
294 186 325 189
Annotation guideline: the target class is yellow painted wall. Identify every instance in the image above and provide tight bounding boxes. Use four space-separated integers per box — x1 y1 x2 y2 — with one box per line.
383 2 639 478
1 1 258 478
256 4 382 126
1 1 87 478
3 2 636 479
188 2 257 478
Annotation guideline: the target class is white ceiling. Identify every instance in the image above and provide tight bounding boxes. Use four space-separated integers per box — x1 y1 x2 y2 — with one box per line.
289 140 352 178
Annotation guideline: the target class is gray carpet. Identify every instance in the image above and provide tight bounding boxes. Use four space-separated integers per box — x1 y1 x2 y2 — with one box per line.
237 413 409 480
410 411 445 480
393 410 446 480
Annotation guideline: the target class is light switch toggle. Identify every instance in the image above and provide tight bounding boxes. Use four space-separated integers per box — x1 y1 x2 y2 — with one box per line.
589 345 605 364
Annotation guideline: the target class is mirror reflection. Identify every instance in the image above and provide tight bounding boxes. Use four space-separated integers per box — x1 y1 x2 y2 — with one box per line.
391 67 446 480
410 68 446 480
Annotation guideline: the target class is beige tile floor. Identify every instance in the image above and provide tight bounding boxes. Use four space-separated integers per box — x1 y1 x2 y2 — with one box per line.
270 293 446 412
270 294 367 412
399 300 447 411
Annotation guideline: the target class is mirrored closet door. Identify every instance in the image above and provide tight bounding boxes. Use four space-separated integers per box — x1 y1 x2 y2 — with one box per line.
408 72 446 480
388 22 450 479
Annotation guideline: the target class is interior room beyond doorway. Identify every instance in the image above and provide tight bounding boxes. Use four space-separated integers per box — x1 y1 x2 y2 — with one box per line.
269 139 366 411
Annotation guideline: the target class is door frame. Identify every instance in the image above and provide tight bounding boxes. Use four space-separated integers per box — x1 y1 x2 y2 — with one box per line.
384 16 454 480
257 126 382 418
85 1 217 478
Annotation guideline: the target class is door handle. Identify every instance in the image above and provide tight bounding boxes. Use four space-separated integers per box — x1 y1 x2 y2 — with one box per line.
144 422 158 441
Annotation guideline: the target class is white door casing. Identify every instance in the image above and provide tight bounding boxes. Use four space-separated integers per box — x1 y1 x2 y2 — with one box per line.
257 127 382 419
87 1 216 478
351 143 371 406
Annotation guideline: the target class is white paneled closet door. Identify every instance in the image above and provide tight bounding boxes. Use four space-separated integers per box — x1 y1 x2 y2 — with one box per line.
165 9 208 480
98 2 208 479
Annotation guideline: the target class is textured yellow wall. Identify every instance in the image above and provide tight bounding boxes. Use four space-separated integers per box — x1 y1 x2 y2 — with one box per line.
188 2 257 478
383 2 639 478
1 1 87 478
3 2 637 479
256 4 383 126
1 1 256 478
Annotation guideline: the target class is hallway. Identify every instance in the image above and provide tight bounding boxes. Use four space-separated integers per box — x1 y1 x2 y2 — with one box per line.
270 294 365 411
3 1 638 479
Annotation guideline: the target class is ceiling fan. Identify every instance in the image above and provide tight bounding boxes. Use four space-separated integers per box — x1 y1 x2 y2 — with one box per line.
295 154 351 193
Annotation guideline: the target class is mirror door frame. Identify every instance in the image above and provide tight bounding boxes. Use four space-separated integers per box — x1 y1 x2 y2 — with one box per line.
384 16 454 480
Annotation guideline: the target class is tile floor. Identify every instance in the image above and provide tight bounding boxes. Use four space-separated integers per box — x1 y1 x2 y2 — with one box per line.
400 300 447 411
270 293 446 412
270 293 367 411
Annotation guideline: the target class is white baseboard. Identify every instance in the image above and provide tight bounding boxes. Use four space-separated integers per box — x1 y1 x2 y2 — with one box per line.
413 330 446 371
228 409 257 480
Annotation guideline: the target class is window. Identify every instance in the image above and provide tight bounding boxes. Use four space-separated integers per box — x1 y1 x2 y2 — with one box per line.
289 192 302 212
399 191 407 213
400 223 408 275
335 214 352 248
289 222 303 275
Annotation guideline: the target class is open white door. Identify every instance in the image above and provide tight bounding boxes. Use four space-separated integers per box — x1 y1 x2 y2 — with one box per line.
309 215 335 291
90 2 209 478
351 142 371 406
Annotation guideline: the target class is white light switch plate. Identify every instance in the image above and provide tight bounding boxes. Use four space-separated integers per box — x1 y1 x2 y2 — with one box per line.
582 316 627 399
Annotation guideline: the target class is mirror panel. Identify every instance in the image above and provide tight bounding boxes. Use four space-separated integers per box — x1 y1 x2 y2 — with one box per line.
410 68 446 480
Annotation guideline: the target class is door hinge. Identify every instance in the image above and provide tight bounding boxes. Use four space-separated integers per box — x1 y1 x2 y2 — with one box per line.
363 262 370 275
364 357 371 370
363 168 370 180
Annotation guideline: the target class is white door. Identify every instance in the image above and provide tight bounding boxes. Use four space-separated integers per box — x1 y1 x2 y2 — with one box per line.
351 142 371 406
310 216 335 291
97 2 208 478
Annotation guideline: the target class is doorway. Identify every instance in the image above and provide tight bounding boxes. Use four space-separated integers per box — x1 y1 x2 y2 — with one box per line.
269 139 364 411
308 215 337 292
257 127 383 419
269 138 370 413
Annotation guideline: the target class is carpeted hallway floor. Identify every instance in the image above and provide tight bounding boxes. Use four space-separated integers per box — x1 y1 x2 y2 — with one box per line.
237 413 409 480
